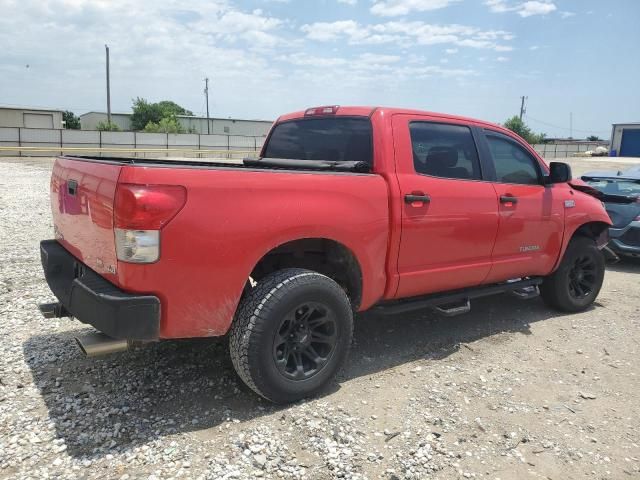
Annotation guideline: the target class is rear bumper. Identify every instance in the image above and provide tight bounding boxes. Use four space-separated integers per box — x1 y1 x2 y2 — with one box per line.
609 221 640 256
40 240 160 340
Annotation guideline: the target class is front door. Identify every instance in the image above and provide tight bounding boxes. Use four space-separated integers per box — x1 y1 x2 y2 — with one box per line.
393 115 499 299
480 130 565 283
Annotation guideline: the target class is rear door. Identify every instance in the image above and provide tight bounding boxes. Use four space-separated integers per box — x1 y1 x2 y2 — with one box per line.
479 130 564 282
392 115 499 298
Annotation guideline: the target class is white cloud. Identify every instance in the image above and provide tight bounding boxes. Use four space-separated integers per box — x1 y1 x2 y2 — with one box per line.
337 0 357 5
559 11 576 18
370 0 460 17
0 0 290 116
485 0 557 17
301 20 513 51
0 0 537 121
496 56 509 62
519 1 556 16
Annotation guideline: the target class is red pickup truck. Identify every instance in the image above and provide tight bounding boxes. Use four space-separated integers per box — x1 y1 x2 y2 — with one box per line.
39 106 611 403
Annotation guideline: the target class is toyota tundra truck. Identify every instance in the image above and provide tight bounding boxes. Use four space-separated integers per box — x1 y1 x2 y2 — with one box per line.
39 105 612 403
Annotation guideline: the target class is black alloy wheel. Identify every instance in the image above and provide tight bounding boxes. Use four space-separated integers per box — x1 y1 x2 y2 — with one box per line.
273 302 338 380
229 268 353 403
568 254 597 299
540 236 605 313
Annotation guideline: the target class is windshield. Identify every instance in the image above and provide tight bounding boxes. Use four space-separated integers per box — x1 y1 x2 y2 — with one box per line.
263 117 373 165
582 177 640 197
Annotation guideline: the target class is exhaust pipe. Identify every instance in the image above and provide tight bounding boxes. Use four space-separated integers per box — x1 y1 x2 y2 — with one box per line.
38 302 69 319
75 332 130 357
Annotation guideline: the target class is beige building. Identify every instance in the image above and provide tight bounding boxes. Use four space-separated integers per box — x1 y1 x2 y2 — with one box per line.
79 111 273 136
0 106 64 129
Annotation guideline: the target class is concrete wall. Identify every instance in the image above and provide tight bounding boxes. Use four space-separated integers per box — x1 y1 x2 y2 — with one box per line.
80 112 272 136
532 141 609 158
0 108 63 129
0 127 265 158
2 126 615 161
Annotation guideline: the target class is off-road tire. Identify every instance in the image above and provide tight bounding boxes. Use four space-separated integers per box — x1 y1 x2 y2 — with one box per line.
229 268 353 404
540 236 605 312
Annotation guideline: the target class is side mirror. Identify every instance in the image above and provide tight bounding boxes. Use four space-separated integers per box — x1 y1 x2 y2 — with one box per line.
547 162 572 184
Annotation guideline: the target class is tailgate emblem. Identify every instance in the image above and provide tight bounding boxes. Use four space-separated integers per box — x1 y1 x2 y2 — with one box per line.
67 179 78 196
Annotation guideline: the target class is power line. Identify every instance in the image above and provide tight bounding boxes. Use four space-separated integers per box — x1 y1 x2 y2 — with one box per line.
525 114 609 135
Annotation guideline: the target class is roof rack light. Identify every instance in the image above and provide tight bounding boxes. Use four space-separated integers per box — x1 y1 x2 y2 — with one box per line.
304 105 339 116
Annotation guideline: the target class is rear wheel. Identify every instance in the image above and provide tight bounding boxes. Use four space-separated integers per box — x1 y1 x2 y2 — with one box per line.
541 236 605 312
229 268 353 403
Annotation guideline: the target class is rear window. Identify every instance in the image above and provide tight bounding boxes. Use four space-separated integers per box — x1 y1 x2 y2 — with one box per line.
263 117 373 165
582 178 640 197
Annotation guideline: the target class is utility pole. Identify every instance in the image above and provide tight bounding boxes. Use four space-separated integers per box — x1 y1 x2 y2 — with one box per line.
204 77 210 135
569 112 573 139
105 45 111 125
519 95 527 121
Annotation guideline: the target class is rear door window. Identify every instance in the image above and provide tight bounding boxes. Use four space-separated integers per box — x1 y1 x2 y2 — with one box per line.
409 122 482 180
263 117 373 165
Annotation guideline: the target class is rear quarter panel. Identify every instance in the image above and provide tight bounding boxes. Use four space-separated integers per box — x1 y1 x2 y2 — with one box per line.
117 165 390 338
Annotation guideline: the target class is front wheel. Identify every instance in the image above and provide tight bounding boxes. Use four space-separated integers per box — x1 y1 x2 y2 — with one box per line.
229 268 353 404
540 236 605 312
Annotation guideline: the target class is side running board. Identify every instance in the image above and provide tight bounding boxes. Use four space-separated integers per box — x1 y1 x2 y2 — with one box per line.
434 300 471 317
375 277 543 316
510 285 540 300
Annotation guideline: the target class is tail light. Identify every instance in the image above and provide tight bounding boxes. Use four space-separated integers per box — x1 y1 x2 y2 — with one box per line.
114 184 186 263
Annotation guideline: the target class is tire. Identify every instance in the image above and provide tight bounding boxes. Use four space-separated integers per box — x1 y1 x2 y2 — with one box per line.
229 268 353 404
540 236 605 312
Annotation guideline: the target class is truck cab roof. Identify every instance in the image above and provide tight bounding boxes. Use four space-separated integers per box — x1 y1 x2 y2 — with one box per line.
277 105 509 134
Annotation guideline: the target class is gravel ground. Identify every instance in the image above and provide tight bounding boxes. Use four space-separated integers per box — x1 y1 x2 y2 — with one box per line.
1 156 639 480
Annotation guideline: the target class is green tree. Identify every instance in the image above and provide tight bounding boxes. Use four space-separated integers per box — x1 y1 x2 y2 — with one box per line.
503 116 547 144
96 120 121 131
143 115 185 134
130 98 193 131
157 100 192 117
587 135 602 141
62 111 81 129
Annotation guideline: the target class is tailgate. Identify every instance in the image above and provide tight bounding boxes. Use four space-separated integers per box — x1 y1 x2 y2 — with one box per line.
51 157 122 283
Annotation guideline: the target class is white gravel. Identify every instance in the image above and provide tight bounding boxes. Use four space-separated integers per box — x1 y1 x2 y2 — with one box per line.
1 156 639 479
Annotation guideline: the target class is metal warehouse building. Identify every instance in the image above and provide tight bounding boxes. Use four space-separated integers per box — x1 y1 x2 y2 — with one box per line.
0 106 64 129
80 111 273 136
611 123 640 157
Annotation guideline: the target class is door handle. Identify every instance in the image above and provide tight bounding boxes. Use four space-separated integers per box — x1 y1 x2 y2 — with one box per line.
500 195 518 204
404 193 431 204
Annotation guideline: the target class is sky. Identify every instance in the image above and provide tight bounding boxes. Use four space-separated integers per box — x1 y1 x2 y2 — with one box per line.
0 0 638 138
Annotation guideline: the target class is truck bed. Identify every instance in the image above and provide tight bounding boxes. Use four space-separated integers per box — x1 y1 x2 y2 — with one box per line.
49 155 389 339
65 155 372 173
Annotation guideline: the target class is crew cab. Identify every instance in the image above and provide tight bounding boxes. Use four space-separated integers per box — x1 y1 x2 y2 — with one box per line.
39 106 612 403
